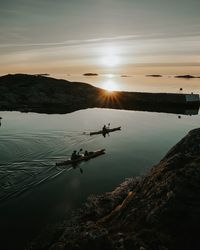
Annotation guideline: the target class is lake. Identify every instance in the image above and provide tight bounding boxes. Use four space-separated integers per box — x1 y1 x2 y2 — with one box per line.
0 107 200 249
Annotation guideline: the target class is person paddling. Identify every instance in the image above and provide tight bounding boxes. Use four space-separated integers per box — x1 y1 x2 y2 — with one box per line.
84 150 89 156
102 125 107 133
71 150 77 160
71 149 83 160
102 123 110 135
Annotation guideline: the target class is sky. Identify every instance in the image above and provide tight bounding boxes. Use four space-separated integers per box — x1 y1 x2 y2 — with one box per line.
0 0 200 75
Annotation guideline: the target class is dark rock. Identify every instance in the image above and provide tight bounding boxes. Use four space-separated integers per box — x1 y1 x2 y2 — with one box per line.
33 128 200 250
0 74 99 113
175 75 200 79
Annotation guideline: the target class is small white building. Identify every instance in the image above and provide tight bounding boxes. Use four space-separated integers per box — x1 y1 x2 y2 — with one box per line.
185 94 200 104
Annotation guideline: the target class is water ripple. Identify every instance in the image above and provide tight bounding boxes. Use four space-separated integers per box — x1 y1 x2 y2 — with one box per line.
0 131 91 203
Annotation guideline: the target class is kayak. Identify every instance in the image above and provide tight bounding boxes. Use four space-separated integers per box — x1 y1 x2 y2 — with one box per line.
56 149 105 166
90 126 121 136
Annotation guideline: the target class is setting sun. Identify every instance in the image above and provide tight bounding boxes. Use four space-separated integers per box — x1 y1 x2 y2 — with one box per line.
102 79 120 92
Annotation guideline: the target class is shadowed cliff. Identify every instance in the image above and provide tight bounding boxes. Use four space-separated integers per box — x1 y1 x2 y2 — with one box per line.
28 128 200 250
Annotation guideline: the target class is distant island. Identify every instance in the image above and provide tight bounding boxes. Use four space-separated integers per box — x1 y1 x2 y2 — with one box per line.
175 75 200 79
0 74 199 115
146 74 162 77
83 73 98 76
120 75 129 77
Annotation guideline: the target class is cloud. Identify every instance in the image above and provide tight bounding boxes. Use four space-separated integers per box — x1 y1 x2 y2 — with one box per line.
1 29 200 51
0 35 141 49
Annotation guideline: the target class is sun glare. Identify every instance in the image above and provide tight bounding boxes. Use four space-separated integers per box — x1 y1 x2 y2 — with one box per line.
102 79 120 92
101 55 120 67
100 46 121 67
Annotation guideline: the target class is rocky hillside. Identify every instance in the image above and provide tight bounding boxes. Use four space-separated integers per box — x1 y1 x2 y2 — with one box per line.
0 74 100 113
0 74 198 114
29 128 200 250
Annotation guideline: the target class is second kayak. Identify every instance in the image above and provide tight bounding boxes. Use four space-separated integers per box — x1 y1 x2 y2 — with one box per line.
90 126 121 136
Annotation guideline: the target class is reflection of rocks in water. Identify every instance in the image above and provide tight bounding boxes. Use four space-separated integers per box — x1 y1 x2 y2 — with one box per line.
29 128 200 250
0 117 2 127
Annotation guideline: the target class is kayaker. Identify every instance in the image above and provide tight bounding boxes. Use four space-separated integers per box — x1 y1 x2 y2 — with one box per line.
71 150 77 160
102 125 107 133
76 148 83 159
84 150 89 156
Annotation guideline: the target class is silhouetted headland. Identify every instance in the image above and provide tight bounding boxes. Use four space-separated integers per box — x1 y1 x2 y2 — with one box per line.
0 74 199 115
28 128 200 250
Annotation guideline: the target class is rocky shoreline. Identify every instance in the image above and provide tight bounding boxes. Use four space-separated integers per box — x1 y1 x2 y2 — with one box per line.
28 128 200 250
0 74 199 116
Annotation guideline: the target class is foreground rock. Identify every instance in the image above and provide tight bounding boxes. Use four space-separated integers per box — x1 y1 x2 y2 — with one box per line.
29 128 200 250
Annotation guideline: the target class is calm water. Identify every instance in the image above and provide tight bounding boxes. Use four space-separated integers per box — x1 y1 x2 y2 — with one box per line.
0 108 200 249
52 74 200 94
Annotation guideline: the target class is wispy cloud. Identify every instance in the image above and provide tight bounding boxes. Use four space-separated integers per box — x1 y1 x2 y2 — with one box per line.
1 30 200 50
0 35 141 48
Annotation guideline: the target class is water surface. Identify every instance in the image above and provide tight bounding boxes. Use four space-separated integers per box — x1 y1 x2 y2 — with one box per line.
0 108 200 249
53 74 200 93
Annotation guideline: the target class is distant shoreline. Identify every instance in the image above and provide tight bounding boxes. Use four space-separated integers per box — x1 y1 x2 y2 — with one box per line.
174 74 200 79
